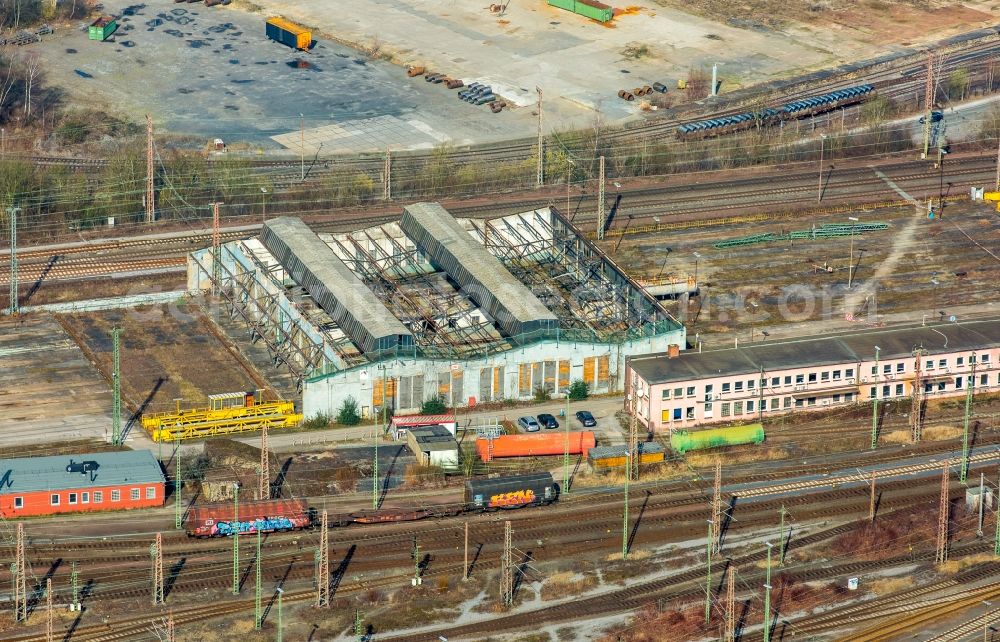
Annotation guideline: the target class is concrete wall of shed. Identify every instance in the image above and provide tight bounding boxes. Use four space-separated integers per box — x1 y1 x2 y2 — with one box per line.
302 327 686 418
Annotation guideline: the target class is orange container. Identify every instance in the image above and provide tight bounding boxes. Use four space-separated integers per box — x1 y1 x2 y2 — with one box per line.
476 432 596 460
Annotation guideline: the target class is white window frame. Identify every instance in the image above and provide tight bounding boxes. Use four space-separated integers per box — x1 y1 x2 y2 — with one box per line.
50 494 60 506
111 490 120 502
145 487 156 500
93 491 103 503
14 497 23 509
130 488 140 501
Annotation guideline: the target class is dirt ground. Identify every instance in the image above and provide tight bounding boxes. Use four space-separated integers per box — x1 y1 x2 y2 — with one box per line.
57 302 277 420
610 202 1000 341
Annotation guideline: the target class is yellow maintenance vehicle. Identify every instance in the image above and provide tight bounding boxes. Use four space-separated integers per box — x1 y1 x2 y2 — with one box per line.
142 391 302 442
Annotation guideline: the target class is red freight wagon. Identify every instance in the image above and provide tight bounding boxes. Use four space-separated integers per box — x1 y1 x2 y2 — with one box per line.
185 498 312 537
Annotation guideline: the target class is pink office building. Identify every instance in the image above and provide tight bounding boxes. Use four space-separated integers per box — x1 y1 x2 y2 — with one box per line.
625 320 1000 431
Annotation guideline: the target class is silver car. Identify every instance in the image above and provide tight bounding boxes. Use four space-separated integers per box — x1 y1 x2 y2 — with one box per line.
517 416 540 432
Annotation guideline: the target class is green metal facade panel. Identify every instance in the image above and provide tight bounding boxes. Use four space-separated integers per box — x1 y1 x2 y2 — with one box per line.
670 424 765 454
547 0 575 9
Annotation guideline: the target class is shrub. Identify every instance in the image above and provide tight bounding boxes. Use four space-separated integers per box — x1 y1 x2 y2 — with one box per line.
534 386 552 402
568 380 589 401
403 464 446 488
420 395 448 415
336 397 361 426
301 412 331 431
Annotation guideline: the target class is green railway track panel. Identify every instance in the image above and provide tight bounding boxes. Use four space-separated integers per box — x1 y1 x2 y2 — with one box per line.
713 222 889 249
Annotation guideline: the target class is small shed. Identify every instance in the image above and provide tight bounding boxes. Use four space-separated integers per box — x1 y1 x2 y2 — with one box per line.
391 414 458 439
405 424 459 469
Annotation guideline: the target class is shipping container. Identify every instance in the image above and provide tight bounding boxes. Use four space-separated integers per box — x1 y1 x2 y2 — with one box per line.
265 17 311 50
88 16 118 41
588 442 665 468
546 0 612 22
670 424 765 454
185 498 311 537
476 431 596 460
465 472 559 510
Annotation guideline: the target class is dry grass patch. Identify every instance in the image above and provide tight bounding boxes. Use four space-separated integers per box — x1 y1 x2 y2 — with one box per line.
541 570 600 601
869 576 914 595
922 425 962 441
883 429 913 444
686 446 788 467
938 553 994 575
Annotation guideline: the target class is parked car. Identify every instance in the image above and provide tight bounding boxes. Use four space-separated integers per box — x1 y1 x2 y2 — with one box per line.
537 413 559 429
575 410 597 427
517 416 540 432
918 110 943 124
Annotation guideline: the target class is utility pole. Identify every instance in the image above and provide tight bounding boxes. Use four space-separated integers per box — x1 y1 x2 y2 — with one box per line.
979 472 986 537
710 63 723 97
923 52 935 158
232 482 240 595
763 542 774 642
317 510 329 607
712 461 722 553
704 520 712 625
622 443 630 561
995 136 999 190
962 356 978 483
847 216 859 289
725 566 735 642
146 114 155 223
778 505 787 565
211 202 221 293
869 471 877 521
276 587 284 642
995 468 1000 556
45 578 52 642
563 404 570 495
7 206 18 315
535 86 544 187
255 529 262 629
383 148 391 201
112 328 122 445
817 134 826 203
174 445 182 529
628 405 638 482
13 523 25 621
597 155 606 240
354 610 364 640
871 346 881 450
152 532 164 605
912 349 925 443
411 537 422 586
259 426 270 501
71 561 80 611
463 521 469 581
500 520 513 608
937 459 950 564
373 420 379 510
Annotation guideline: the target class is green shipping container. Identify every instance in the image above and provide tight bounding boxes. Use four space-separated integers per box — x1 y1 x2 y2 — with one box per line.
670 423 765 454
88 16 118 41
547 0 613 23
574 0 613 22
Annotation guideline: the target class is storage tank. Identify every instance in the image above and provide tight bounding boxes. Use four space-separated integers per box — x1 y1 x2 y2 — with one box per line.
476 432 596 460
670 424 765 454
265 17 311 50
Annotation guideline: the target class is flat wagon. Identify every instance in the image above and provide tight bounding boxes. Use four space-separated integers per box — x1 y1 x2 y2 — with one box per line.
185 498 312 537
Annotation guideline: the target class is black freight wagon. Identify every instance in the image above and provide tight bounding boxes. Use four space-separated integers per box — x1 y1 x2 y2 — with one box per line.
465 472 559 510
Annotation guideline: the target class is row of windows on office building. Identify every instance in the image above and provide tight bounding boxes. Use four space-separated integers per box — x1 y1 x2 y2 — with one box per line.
660 354 994 402
663 371 1000 422
11 486 157 510
661 368 859 401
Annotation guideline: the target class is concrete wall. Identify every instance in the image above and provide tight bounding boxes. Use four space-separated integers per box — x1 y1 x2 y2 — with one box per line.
303 327 685 418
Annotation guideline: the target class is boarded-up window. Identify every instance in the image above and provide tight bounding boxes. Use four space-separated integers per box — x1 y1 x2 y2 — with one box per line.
386 378 396 409
543 360 556 393
583 357 596 385
661 410 671 423
373 377 384 409
519 363 531 397
531 362 542 395
493 366 504 401
399 375 412 409
438 372 451 400
597 355 610 388
558 360 570 394
479 368 491 403
412 375 424 408
451 369 463 406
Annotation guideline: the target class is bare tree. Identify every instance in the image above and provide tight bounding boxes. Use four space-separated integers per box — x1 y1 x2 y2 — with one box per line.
22 52 39 118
